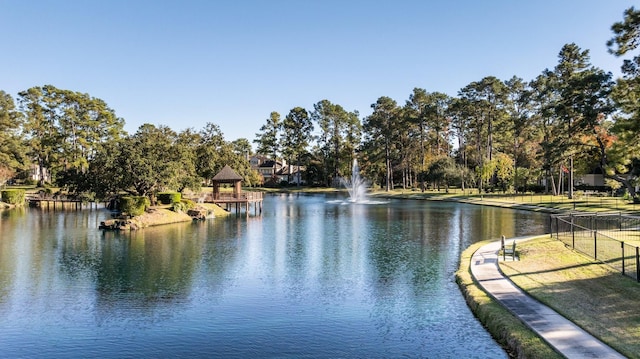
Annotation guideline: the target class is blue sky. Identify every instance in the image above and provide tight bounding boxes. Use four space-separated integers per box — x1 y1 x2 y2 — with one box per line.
1 1 635 143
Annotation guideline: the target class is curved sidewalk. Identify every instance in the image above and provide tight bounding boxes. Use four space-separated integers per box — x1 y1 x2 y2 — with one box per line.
470 237 626 359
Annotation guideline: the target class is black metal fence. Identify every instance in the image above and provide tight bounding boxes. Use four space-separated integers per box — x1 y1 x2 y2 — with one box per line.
550 212 640 282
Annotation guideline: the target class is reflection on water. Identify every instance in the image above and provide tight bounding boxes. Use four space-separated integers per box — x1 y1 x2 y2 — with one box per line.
0 194 548 358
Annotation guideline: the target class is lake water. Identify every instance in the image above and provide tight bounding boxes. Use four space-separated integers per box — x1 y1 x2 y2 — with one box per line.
0 193 548 358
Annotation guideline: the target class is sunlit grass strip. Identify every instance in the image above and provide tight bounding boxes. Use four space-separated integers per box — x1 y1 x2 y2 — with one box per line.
371 189 640 213
199 202 231 217
599 229 640 246
500 237 640 358
456 240 563 359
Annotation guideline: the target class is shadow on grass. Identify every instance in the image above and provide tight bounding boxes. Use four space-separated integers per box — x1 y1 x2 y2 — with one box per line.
503 266 640 358
504 261 602 277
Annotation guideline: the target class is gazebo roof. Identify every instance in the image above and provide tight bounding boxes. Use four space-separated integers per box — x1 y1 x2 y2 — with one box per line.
212 165 243 182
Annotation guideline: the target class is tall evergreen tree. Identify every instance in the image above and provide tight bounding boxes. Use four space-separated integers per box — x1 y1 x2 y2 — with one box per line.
17 86 57 185
504 76 535 193
232 138 252 159
405 88 430 178
607 6 640 200
312 99 362 186
548 44 614 198
530 70 563 194
254 111 281 160
449 97 473 191
458 76 508 192
18 85 124 187
281 107 313 186
363 96 399 191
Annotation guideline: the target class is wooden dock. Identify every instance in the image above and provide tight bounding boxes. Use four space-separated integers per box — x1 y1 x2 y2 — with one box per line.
201 192 263 215
26 197 101 210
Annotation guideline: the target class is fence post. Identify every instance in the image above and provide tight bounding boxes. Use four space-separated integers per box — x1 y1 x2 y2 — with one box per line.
571 214 575 248
594 230 597 260
636 247 639 283
620 212 623 232
621 242 625 276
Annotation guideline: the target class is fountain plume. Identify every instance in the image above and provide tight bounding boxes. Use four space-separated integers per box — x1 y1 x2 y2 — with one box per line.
343 159 368 203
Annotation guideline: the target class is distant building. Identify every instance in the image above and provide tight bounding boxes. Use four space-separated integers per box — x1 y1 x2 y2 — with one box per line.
576 167 605 187
577 174 605 187
278 163 306 185
249 155 306 186
29 164 51 183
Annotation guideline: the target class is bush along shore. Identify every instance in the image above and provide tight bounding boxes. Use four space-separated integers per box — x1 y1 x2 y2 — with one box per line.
0 188 26 209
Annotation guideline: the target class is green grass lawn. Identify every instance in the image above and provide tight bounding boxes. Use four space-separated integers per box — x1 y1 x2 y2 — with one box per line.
457 240 563 359
369 188 640 213
500 237 640 359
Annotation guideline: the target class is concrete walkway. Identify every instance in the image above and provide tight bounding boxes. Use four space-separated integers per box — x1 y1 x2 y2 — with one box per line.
470 237 626 359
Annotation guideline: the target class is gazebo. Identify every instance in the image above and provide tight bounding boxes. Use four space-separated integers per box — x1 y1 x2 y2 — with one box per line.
211 165 243 200
208 165 263 215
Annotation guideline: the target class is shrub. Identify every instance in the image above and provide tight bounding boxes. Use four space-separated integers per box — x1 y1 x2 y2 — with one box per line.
517 184 546 193
157 191 181 204
181 198 195 210
76 191 95 202
171 199 196 213
1 189 25 205
119 196 150 216
171 201 186 212
574 184 612 192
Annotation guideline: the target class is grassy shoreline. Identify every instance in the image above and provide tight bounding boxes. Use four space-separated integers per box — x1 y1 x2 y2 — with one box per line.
367 188 640 214
499 237 640 358
456 238 563 359
258 186 639 213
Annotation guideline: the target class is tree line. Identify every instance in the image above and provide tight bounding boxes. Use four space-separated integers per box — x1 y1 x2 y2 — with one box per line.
0 85 258 199
1 7 640 202
256 8 640 201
